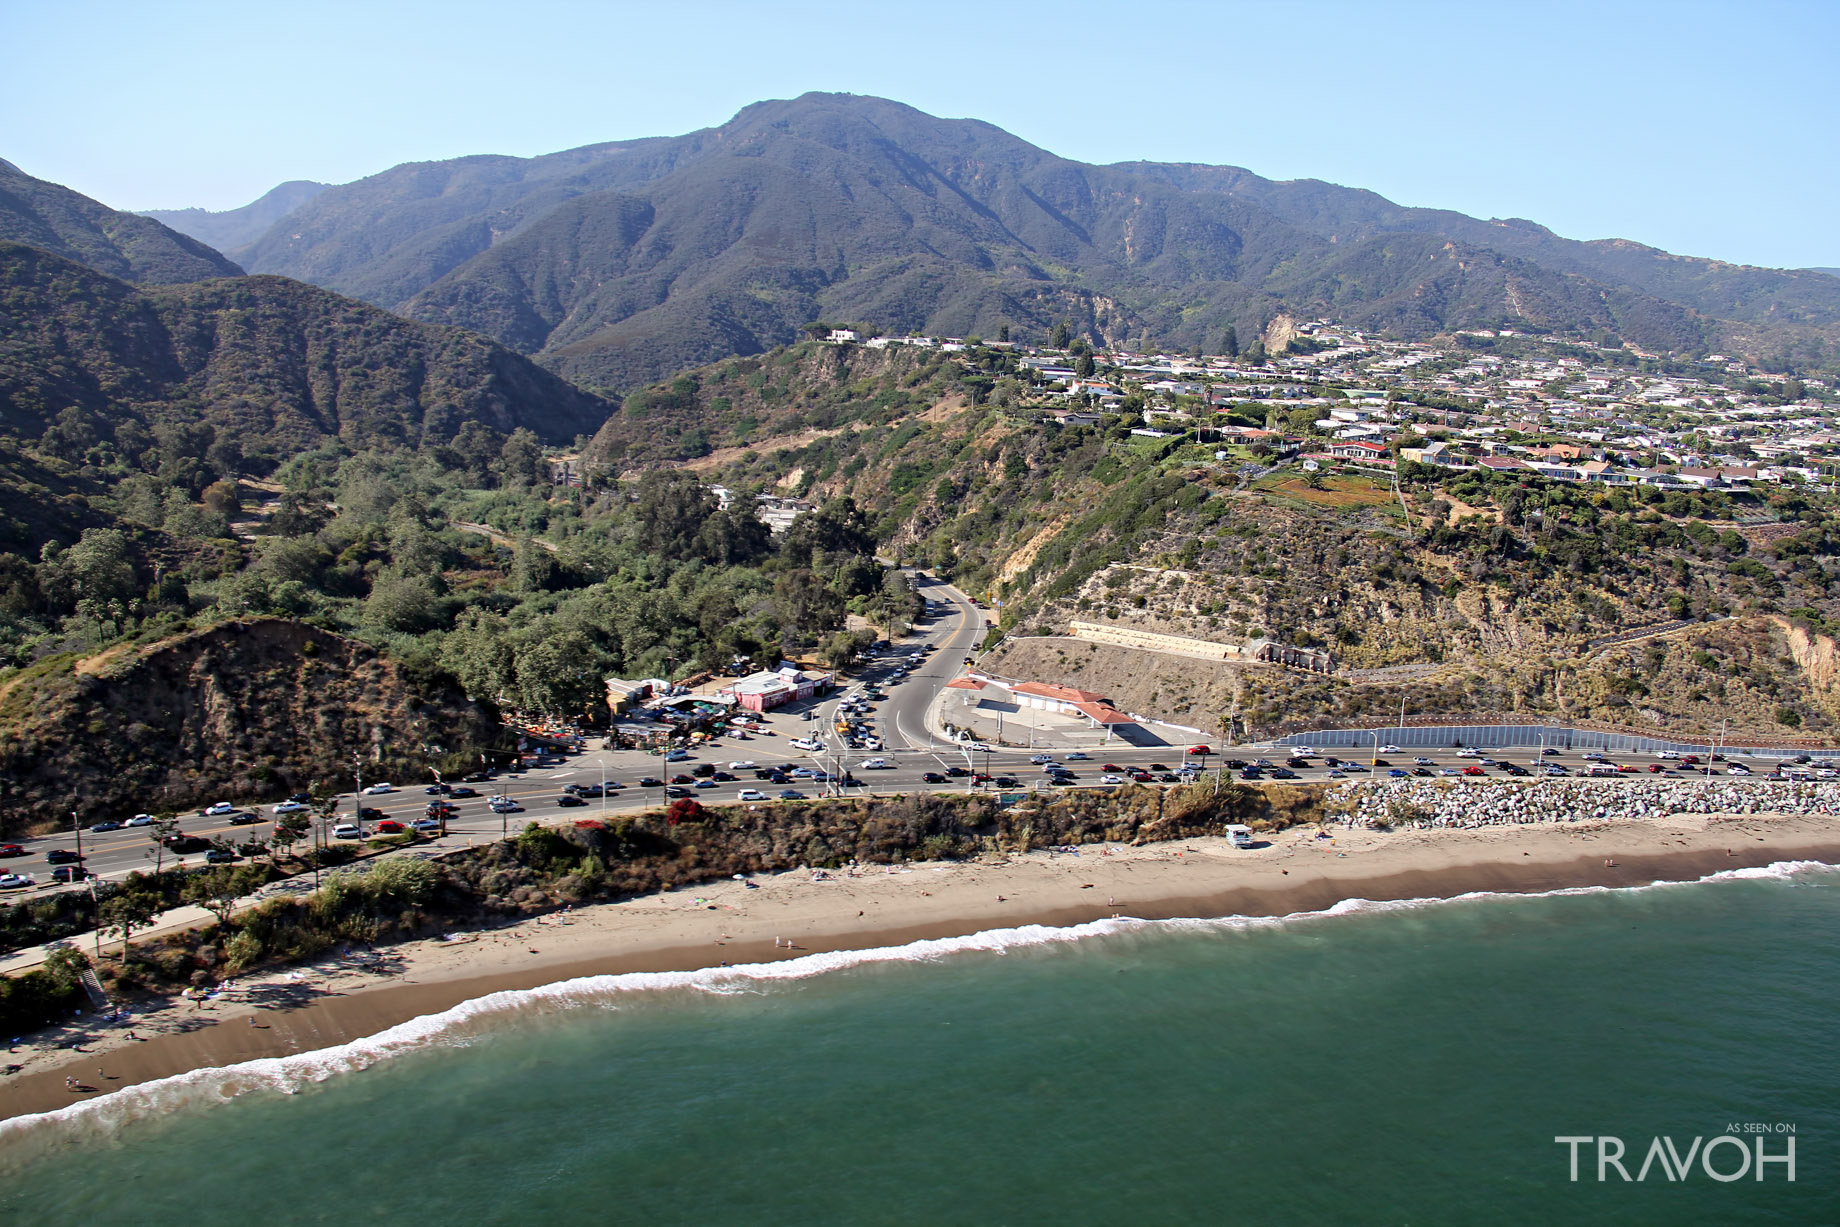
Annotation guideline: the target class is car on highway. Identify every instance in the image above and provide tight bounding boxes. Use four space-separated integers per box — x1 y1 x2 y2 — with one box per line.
204 849 240 864
1188 745 1211 755
412 818 444 834
693 779 717 789
1648 764 1666 773
1728 765 1752 776
639 777 665 788
1272 769 1300 780
670 774 695 785
0 873 33 889
1101 763 1123 772
1065 752 1090 761
1412 768 1434 777
127 814 156 827
332 823 362 839
922 772 946 784
737 788 767 802
1462 766 1486 776
557 795 588 807
1100 774 1123 784
50 866 95 882
272 801 308 814
1439 768 1461 776
362 783 395 795
46 849 83 864
1029 754 1056 765
204 801 237 815
1379 744 1401 754
0 844 22 858
449 786 480 798
89 820 123 832
373 820 405 834
728 761 758 771
994 777 1019 788
424 784 451 795
489 798 524 813
226 811 260 825
664 787 691 799
944 766 970 777
1413 757 1435 765
665 750 690 761
778 790 807 800
860 758 891 770
963 742 991 753
1655 751 1681 760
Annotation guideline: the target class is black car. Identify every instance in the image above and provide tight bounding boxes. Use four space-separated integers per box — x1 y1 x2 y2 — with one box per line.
1541 748 1561 756
204 849 240 864
288 793 313 804
768 773 789 785
425 784 452 796
1271 769 1299 780
755 768 777 780
46 849 83 864
449 787 480 798
1159 773 1182 783
692 764 716 778
922 772 946 784
944 766 970 777
50 865 95 882
638 777 665 788
1413 768 1433 777
778 790 807 800
558 795 588 807
664 786 691 799
1148 764 1169 772
359 807 386 821
562 784 585 795
712 771 737 782
577 784 604 798
1241 770 1263 781
227 811 261 825
994 777 1019 788
1226 759 1248 770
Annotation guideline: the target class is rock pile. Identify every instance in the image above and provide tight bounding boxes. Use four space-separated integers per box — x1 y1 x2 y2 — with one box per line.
1327 777 1840 830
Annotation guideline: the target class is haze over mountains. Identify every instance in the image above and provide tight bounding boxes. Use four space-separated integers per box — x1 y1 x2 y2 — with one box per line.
139 180 329 260
131 93 1838 393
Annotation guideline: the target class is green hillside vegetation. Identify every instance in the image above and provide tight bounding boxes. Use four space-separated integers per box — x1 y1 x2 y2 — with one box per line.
223 94 1840 390
0 158 242 284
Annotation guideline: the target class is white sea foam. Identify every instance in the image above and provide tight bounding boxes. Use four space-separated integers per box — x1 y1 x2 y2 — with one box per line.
3 857 1833 1152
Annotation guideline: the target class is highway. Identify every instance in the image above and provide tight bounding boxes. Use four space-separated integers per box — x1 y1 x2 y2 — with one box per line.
0 572 1811 902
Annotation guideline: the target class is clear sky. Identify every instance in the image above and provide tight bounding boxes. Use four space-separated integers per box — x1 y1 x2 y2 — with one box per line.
5 0 1836 269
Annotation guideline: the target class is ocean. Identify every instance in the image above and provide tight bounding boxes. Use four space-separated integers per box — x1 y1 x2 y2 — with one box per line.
2 863 1834 1224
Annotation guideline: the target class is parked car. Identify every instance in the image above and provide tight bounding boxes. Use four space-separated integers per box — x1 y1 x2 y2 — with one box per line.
362 783 395 795
665 750 690 761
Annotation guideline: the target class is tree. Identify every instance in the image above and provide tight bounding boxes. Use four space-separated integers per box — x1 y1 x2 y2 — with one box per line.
184 865 258 930
100 888 162 958
998 324 1010 343
634 470 717 558
1074 352 1096 378
1051 320 1072 349
773 568 846 638
1223 325 1240 358
499 428 546 486
442 609 516 702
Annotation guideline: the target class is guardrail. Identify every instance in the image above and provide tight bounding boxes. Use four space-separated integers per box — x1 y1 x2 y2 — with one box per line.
1268 722 1839 760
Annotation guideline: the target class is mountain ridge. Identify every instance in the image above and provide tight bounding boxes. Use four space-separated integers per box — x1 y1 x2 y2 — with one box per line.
140 180 331 259
0 159 242 285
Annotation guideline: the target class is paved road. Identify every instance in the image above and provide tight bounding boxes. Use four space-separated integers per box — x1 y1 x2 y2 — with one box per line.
0 577 1809 903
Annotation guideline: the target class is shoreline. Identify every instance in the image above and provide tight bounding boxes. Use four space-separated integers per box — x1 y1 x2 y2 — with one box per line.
3 809 1838 1124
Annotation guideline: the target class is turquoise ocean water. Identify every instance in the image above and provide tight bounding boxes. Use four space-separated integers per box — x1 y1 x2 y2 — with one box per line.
1 862 1834 1224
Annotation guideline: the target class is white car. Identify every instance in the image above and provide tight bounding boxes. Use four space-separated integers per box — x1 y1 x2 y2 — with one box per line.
728 761 758 770
1029 754 1056 764
362 783 395 795
859 757 891 770
964 742 991 753
0 873 33 889
272 800 308 814
1290 747 1315 757
204 801 236 815
790 737 823 752
737 788 767 802
1456 749 1482 759
127 813 156 827
1655 751 1680 760
1100 774 1124 784
332 823 363 840
1379 744 1401 754
1727 766 1752 776
1412 757 1434 766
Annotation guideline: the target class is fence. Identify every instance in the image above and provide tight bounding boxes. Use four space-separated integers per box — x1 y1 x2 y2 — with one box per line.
1268 722 1839 761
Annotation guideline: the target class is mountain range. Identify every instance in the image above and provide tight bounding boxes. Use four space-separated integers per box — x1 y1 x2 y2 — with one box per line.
139 179 329 259
0 157 241 285
127 93 1839 392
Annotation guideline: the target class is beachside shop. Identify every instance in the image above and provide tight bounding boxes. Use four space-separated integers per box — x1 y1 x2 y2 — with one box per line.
716 664 835 713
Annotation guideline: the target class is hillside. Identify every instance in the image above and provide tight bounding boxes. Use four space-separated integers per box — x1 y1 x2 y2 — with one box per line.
139 180 330 258
0 618 501 834
223 94 1839 390
0 241 615 456
0 158 242 285
612 340 1840 744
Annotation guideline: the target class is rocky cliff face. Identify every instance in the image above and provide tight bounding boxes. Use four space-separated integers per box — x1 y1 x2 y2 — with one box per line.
0 618 501 834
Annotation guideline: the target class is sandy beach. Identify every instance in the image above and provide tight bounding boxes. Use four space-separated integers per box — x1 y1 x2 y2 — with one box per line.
4 807 1838 1123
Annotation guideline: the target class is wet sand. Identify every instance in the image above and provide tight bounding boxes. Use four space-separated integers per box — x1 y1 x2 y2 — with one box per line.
3 808 1837 1123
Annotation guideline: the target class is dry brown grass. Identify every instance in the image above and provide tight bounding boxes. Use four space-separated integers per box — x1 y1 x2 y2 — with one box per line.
1270 475 1394 508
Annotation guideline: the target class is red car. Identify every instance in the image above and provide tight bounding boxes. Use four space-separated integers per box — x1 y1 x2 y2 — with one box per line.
0 844 22 858
1131 772 1153 782
1188 745 1211 755
373 820 405 834
1462 766 1485 776
1648 764 1665 773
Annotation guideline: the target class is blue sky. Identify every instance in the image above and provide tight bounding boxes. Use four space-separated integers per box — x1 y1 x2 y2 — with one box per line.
5 0 1836 269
